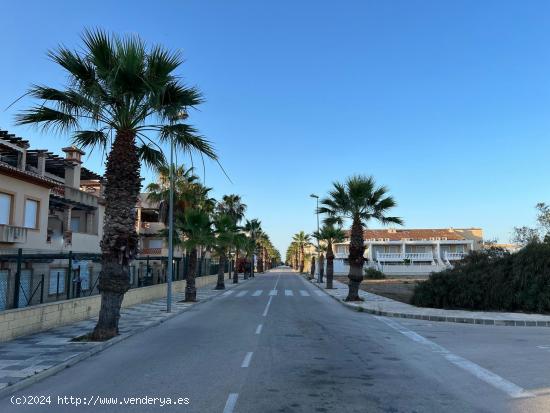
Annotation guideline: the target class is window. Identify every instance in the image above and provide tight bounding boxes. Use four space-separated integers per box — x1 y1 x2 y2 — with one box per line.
70 217 80 233
0 192 12 225
24 199 39 228
48 269 66 294
149 239 163 249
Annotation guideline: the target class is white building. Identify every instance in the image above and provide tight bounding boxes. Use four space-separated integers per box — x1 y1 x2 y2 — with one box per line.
332 228 483 276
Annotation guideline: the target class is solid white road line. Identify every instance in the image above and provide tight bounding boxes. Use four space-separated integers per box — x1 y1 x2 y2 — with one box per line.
241 352 253 368
274 275 281 289
376 316 534 399
262 296 273 317
223 393 239 413
299 290 310 296
255 324 263 335
252 290 263 296
285 289 294 296
236 290 248 297
269 290 278 296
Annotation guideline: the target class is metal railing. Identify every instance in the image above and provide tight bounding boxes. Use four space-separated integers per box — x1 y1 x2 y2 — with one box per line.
0 249 231 311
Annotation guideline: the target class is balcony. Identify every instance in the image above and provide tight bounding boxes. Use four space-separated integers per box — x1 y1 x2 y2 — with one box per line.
141 247 164 256
0 224 28 243
51 185 98 208
444 252 465 260
376 252 434 262
138 221 165 235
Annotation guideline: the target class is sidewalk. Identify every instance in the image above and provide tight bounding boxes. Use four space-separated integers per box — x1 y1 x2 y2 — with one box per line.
0 275 248 396
311 278 550 327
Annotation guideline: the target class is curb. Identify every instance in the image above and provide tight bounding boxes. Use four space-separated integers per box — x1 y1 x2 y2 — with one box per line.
0 277 249 398
307 278 550 328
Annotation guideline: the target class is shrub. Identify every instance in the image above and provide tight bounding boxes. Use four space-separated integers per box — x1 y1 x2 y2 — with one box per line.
411 243 550 313
364 267 386 279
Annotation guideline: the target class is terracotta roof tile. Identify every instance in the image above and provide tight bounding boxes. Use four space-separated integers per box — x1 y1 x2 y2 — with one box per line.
343 228 466 241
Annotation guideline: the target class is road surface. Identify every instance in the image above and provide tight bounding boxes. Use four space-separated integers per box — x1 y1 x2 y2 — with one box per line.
1 270 549 412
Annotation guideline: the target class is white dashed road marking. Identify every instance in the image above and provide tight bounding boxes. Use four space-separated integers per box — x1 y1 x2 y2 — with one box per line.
223 393 239 413
285 290 293 296
269 290 278 296
262 296 273 317
236 290 248 297
299 290 310 296
252 290 263 296
255 324 263 335
241 352 253 368
315 290 324 296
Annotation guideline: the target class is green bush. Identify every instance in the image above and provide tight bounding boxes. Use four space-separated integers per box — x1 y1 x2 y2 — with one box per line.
364 267 386 279
411 243 550 313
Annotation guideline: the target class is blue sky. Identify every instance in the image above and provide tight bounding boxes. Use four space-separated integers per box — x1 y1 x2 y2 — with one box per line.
1 0 549 255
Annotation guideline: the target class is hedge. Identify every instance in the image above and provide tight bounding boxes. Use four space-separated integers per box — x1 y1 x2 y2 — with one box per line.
411 242 550 313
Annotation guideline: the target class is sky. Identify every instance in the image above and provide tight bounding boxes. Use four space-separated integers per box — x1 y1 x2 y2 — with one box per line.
1 0 550 256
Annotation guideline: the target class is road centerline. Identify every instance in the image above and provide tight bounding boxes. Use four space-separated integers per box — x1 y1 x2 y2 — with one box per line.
262 296 273 317
241 352 253 368
255 324 263 335
223 393 239 413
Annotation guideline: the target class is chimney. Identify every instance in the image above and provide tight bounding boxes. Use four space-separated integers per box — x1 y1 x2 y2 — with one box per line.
36 150 47 176
62 146 85 189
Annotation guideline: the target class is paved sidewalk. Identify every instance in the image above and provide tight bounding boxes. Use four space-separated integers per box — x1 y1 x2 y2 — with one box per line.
311 278 550 327
0 275 248 395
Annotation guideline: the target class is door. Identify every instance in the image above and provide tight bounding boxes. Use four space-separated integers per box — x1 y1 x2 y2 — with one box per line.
18 269 32 308
0 270 8 310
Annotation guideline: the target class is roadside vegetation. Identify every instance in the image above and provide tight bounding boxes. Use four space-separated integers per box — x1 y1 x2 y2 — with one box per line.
412 242 550 313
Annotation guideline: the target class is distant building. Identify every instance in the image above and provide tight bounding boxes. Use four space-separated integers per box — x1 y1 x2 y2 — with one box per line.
331 228 484 276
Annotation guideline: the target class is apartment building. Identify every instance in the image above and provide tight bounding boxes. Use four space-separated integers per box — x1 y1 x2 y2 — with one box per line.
0 131 104 309
331 228 484 276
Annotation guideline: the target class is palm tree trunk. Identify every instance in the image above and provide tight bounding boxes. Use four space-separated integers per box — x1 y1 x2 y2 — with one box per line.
346 216 364 301
257 248 264 273
319 252 325 283
244 254 249 280
326 241 334 289
299 245 305 273
215 253 226 290
309 256 315 280
185 247 198 301
233 250 239 283
92 131 140 340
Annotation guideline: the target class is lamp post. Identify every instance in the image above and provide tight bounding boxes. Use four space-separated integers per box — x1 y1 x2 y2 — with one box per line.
310 194 320 282
166 109 188 313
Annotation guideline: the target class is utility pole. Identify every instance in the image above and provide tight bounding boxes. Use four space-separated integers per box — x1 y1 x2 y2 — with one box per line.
310 194 320 282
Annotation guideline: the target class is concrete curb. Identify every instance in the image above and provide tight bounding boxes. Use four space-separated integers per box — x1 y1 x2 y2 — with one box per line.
307 277 550 328
0 277 249 398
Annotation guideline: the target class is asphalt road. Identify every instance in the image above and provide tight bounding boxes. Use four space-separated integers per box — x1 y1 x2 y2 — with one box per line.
1 270 549 413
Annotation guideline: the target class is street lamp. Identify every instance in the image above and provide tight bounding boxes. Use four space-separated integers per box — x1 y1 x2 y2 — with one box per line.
166 109 188 313
310 194 320 282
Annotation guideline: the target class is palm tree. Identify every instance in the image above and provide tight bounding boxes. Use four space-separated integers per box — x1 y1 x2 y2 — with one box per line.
242 236 256 278
177 209 213 301
16 30 217 340
217 194 247 224
319 175 402 301
216 195 247 279
232 233 248 284
292 231 311 274
212 213 237 290
146 165 203 224
313 224 345 288
243 219 262 277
